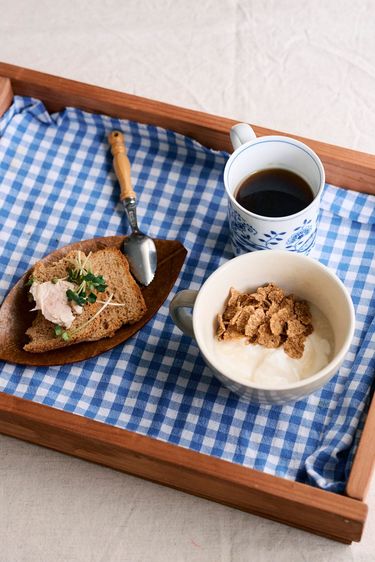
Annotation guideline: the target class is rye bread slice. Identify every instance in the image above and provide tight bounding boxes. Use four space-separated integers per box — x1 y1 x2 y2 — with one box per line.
24 248 147 353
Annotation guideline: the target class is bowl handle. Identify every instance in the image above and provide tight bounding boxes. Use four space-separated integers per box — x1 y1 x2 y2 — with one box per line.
169 290 198 339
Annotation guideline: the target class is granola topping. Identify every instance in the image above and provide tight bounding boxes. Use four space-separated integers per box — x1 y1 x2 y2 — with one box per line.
213 289 333 387
217 283 314 359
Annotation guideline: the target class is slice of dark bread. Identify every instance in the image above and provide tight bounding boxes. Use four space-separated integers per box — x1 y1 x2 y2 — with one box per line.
24 248 147 353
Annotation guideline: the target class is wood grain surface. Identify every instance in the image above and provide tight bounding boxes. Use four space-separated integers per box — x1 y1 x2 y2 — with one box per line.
108 130 136 200
0 76 12 116
0 393 367 544
346 391 375 501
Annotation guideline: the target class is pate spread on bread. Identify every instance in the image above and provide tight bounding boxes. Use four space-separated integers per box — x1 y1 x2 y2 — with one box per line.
24 248 147 352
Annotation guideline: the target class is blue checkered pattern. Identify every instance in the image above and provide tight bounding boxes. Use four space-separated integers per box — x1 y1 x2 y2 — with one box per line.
0 96 374 492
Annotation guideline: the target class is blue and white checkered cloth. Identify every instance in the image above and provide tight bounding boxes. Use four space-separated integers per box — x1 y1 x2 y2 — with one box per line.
0 96 374 492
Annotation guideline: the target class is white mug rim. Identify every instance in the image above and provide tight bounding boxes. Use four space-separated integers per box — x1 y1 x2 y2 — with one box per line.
224 135 325 222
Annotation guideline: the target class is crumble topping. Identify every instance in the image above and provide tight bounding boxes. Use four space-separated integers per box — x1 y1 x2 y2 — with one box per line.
216 283 313 359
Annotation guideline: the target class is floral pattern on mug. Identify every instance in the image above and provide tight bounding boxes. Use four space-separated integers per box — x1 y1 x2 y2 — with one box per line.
230 207 317 255
258 230 287 248
228 205 257 236
286 219 316 253
228 206 257 252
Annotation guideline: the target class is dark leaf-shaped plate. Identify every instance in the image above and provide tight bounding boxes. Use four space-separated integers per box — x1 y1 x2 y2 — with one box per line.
0 236 187 366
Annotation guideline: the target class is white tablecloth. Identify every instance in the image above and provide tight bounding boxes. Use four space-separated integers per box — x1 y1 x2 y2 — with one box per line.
0 1 374 560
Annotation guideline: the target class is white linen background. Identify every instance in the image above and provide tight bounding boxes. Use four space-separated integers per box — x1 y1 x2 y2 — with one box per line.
0 1 374 560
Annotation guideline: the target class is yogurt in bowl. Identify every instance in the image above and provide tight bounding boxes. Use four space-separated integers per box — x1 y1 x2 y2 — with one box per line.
211 302 333 388
169 251 355 404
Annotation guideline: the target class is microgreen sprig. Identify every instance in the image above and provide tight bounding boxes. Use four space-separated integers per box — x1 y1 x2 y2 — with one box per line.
54 324 70 341
50 251 123 342
65 252 108 308
55 293 115 341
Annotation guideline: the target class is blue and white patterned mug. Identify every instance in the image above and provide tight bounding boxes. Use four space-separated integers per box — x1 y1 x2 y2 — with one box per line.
224 123 325 255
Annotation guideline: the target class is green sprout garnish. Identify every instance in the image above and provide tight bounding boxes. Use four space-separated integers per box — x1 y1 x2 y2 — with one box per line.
54 325 70 341
54 293 115 341
66 289 86 307
52 251 109 341
64 252 107 309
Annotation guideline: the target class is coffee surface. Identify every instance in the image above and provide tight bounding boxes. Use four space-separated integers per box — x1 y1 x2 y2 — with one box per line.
235 168 314 217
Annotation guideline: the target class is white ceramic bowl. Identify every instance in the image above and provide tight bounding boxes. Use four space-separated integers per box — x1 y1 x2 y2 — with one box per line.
170 251 355 404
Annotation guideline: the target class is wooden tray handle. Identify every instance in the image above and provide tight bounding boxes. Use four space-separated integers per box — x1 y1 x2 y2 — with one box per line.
108 130 136 200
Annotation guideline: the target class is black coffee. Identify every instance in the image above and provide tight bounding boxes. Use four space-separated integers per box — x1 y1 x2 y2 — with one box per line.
235 168 314 217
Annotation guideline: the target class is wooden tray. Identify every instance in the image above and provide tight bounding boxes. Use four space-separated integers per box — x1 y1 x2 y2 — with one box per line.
0 62 374 544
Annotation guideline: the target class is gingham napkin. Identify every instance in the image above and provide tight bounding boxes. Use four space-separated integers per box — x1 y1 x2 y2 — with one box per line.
0 96 374 492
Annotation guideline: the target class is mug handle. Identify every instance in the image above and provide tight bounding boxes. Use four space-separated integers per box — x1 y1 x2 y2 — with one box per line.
230 123 257 150
169 290 198 339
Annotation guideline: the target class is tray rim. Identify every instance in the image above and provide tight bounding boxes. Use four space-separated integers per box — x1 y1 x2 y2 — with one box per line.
0 62 374 544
